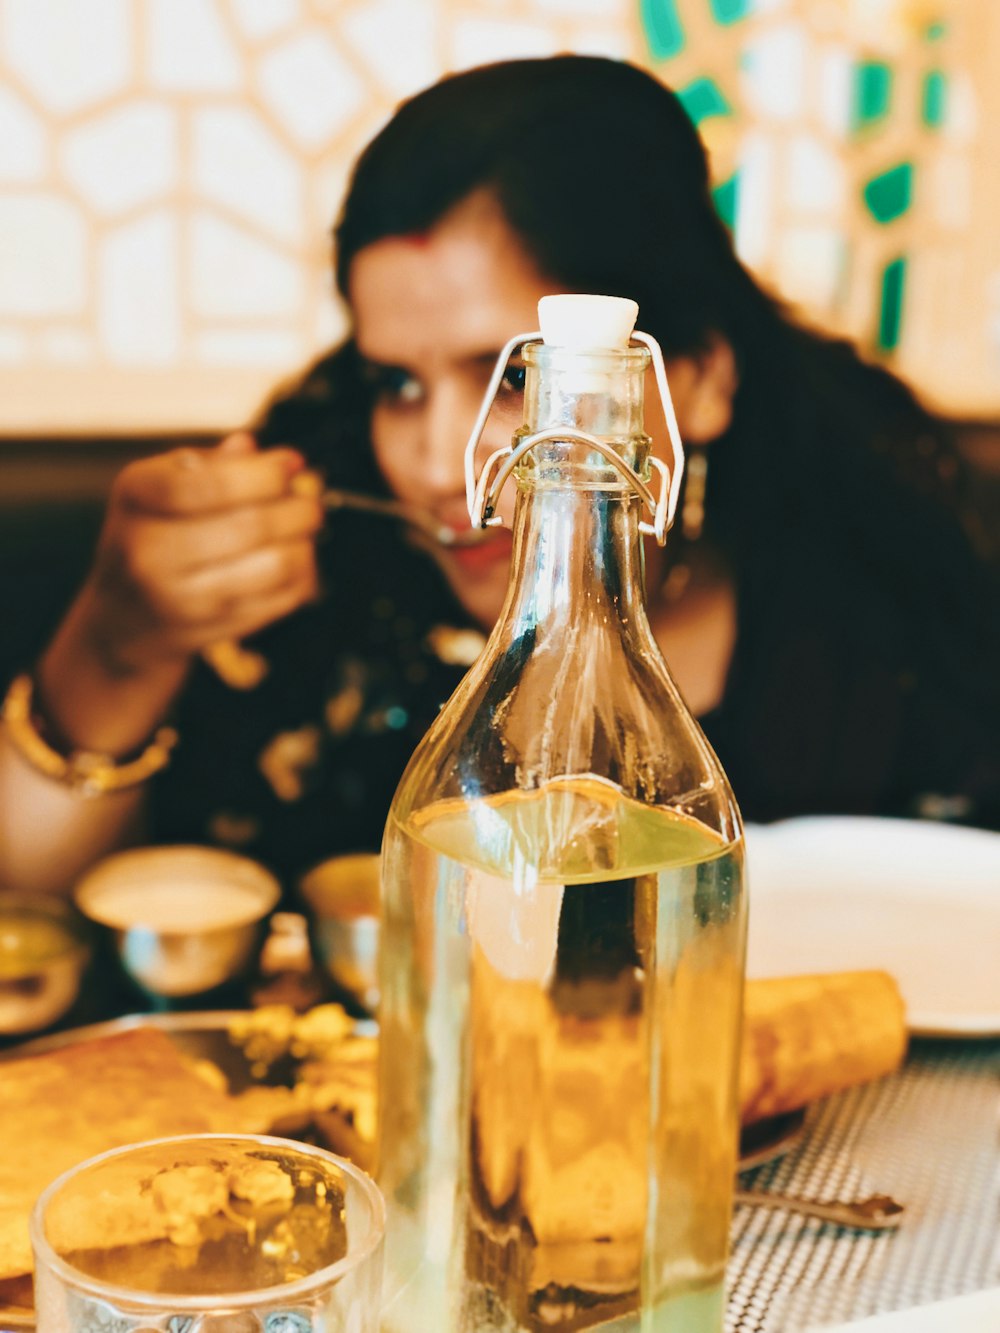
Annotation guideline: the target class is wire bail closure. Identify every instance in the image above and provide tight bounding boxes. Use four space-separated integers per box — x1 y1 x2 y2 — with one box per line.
462 329 686 547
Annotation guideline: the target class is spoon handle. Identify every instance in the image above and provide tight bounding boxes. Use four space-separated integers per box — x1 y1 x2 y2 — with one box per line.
320 487 488 547
321 488 422 525
734 1190 905 1231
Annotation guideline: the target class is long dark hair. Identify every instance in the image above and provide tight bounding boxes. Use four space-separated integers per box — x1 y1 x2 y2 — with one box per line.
259 55 984 585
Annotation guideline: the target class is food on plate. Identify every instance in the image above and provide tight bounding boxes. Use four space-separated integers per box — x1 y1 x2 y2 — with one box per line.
301 1039 378 1170
739 970 907 1123
41 1139 348 1296
0 1029 276 1283
0 972 906 1307
228 1001 355 1075
223 1004 377 1167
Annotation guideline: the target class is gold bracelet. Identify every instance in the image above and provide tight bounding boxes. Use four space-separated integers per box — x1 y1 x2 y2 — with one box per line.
1 673 178 798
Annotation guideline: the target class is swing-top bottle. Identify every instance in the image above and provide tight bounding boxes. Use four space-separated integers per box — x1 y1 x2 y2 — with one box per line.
377 295 747 1332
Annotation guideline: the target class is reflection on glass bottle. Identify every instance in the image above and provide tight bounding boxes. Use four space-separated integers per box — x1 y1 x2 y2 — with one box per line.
378 297 746 1332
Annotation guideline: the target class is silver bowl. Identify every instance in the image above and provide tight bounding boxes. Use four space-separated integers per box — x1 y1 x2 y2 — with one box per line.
74 846 280 1000
299 853 380 1014
0 892 91 1035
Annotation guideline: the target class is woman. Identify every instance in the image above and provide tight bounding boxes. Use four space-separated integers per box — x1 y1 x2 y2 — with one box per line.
2 55 997 895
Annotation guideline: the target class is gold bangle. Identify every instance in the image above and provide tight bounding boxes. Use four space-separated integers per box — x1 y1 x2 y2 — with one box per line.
1 673 178 799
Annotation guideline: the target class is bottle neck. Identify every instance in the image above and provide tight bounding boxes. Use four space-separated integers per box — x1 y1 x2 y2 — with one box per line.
496 477 652 647
494 341 655 647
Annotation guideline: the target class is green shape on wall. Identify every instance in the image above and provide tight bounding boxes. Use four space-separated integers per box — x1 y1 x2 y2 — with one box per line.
925 20 948 41
852 61 893 130
712 173 738 231
678 77 732 126
710 0 753 23
922 70 947 127
863 163 913 224
878 257 906 351
640 0 685 60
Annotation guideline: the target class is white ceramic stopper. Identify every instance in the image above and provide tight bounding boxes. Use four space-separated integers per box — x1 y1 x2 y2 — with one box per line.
538 294 639 349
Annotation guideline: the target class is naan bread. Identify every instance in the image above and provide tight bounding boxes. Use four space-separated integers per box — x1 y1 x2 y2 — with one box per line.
0 1029 271 1281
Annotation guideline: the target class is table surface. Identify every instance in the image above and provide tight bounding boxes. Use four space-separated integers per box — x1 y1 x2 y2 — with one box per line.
726 1037 1000 1332
5 980 997 1333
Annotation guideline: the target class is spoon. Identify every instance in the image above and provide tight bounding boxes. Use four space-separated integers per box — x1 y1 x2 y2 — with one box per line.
319 486 495 548
734 1189 905 1231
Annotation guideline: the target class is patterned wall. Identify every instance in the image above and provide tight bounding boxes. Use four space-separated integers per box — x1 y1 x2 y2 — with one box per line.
644 0 1000 418
0 0 995 434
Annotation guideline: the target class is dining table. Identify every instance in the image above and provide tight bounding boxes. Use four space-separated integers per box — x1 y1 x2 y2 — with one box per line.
3 829 998 1333
4 1009 996 1332
726 1034 1000 1331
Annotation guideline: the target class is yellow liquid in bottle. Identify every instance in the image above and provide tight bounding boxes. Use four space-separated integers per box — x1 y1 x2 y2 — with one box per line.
379 776 745 1332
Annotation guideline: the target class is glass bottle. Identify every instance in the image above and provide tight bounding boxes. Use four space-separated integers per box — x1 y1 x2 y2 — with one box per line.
377 296 746 1333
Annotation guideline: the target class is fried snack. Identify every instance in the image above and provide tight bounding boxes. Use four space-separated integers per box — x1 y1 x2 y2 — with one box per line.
227 1002 354 1076
0 1029 275 1281
223 1003 377 1163
739 970 907 1123
303 1038 379 1171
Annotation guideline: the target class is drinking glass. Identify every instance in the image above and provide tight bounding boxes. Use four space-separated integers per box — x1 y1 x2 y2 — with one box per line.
31 1135 384 1333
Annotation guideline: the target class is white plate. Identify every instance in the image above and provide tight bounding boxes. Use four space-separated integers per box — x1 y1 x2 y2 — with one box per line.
744 817 1000 1037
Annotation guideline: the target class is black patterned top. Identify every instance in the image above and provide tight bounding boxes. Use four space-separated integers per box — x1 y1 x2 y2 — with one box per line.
150 513 483 892
149 497 1000 900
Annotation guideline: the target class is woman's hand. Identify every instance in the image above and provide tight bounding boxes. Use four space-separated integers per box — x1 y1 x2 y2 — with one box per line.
79 432 324 675
29 432 324 760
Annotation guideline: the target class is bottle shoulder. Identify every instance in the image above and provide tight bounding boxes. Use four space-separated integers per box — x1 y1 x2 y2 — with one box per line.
389 620 742 844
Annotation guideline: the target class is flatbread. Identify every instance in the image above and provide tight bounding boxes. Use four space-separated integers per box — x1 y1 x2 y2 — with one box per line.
0 1028 271 1281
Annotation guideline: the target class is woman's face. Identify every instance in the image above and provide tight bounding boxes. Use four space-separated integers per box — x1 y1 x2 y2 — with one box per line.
349 192 720 629
349 193 556 628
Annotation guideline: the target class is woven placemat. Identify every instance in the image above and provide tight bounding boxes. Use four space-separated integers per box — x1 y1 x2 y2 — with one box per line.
726 1040 1000 1332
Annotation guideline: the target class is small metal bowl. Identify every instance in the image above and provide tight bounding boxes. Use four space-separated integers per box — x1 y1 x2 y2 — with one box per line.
299 853 380 1014
74 846 280 1000
0 892 91 1035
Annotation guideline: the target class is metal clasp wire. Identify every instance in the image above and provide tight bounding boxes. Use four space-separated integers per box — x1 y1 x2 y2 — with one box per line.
462 329 685 547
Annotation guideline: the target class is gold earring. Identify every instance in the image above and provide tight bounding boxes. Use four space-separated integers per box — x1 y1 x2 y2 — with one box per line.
681 447 708 543
660 447 708 604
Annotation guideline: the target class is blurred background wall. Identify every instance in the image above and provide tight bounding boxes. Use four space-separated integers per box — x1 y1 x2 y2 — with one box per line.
0 0 997 443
